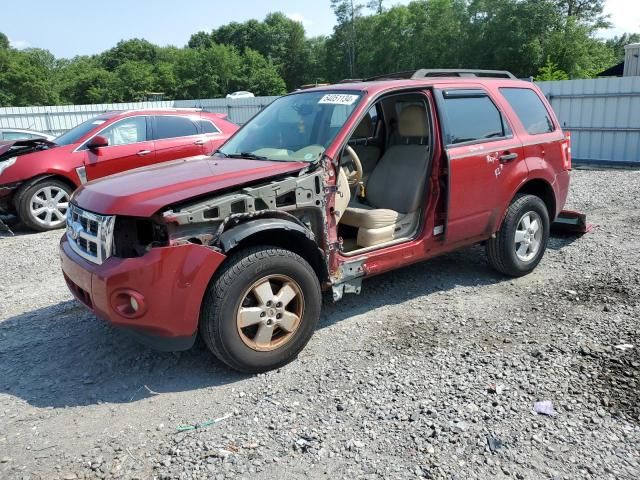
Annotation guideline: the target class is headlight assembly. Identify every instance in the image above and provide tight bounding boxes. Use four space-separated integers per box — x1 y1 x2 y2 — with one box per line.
0 157 17 176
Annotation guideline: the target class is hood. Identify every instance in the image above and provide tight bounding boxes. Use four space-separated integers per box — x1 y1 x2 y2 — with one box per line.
0 138 57 161
72 156 308 217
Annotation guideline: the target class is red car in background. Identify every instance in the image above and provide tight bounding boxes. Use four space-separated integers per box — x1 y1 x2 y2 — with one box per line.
0 109 238 231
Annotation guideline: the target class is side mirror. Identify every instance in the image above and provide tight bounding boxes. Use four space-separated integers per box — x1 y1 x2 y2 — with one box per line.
87 135 109 150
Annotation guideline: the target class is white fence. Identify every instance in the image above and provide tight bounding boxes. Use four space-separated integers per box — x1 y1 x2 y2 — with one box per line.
0 97 279 137
1 79 639 165
537 77 640 165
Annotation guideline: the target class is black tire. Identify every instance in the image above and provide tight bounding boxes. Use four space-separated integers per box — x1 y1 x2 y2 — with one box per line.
486 193 550 277
15 178 72 232
199 245 322 373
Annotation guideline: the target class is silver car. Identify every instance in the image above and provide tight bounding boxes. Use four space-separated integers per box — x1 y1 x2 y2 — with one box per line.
0 128 56 142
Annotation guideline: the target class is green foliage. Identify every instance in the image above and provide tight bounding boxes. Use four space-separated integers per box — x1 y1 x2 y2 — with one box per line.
0 2 637 107
535 57 569 81
0 32 10 50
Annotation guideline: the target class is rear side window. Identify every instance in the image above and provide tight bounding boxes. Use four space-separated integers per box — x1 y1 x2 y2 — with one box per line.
154 116 199 140
441 93 510 145
500 88 555 134
197 120 220 134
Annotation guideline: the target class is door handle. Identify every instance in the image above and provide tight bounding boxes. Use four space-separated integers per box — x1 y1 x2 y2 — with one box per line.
136 150 151 156
499 152 518 163
194 139 207 145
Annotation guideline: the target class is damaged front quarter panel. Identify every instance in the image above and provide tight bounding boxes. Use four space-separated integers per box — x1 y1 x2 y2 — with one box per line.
161 168 330 261
158 161 364 299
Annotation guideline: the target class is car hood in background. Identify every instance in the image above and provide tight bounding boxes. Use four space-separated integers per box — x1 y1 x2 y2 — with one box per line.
72 156 308 217
0 138 57 161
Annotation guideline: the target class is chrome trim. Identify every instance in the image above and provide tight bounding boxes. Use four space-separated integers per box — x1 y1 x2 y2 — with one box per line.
66 204 115 264
75 166 87 184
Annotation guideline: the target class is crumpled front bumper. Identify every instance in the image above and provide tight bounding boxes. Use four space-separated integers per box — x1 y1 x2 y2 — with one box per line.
59 235 227 351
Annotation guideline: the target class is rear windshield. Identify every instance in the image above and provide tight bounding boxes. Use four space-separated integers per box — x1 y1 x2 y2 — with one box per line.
53 116 111 146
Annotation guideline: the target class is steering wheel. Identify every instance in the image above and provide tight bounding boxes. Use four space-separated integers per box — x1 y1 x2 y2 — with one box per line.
342 145 363 186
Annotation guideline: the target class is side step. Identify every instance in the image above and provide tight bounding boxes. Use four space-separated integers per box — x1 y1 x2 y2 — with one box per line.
551 210 592 235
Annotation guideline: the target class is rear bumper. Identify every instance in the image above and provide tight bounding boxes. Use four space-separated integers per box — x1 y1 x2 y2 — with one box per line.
555 170 570 218
59 236 227 350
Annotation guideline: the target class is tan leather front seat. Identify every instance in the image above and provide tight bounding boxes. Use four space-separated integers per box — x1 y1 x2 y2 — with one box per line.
350 114 381 180
340 104 430 247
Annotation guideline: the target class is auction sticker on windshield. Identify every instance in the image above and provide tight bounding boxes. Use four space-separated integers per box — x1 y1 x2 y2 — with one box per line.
318 94 359 105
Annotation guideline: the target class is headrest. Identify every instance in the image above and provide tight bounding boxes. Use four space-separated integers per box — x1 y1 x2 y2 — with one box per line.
398 105 428 137
353 114 373 138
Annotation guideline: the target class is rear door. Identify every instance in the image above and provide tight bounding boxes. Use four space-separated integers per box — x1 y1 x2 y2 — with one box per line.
196 118 226 154
499 86 566 173
435 87 526 243
152 115 207 163
84 116 155 180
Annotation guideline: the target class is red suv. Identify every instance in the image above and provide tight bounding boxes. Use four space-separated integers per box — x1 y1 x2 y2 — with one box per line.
0 109 237 231
59 70 572 373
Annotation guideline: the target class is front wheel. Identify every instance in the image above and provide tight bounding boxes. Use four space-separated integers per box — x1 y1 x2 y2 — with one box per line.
486 194 550 277
199 246 322 373
15 179 72 231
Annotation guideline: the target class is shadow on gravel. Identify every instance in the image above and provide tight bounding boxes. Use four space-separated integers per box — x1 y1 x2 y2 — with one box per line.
0 301 246 409
547 232 586 251
318 245 507 329
0 240 580 409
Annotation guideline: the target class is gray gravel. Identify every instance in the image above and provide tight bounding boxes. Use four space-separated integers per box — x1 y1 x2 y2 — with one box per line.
1 168 639 480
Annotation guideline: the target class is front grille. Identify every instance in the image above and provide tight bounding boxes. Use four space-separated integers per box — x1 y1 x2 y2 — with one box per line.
66 204 115 265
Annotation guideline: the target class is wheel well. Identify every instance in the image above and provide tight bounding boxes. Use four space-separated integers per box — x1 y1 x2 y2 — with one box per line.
516 179 556 220
21 174 77 193
226 230 329 283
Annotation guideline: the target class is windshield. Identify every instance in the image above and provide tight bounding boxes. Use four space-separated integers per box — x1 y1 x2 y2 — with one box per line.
53 116 111 146
219 91 363 162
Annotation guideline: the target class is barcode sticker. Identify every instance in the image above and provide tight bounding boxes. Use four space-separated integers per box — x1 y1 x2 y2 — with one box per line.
318 94 359 105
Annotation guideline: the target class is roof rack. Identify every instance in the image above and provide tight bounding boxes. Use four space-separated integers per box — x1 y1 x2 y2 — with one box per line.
363 69 517 81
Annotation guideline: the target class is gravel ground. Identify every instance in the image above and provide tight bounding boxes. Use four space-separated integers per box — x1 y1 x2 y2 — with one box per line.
0 168 639 480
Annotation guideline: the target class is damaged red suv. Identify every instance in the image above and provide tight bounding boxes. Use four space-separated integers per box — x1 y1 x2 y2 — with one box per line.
0 109 237 231
60 70 573 372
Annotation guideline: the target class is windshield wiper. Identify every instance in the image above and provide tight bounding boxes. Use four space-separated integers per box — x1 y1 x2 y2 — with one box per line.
226 152 269 160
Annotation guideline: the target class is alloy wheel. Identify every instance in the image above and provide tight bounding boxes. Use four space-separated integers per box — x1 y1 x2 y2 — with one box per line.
514 210 543 262
29 185 69 228
236 275 305 352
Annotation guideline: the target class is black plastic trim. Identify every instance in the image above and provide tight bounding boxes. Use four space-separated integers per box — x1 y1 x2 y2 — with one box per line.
119 326 197 352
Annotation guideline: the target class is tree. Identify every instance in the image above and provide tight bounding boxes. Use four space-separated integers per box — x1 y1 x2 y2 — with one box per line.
535 56 569 81
0 32 9 50
0 48 59 106
240 48 287 95
606 33 640 62
100 39 159 70
331 0 365 77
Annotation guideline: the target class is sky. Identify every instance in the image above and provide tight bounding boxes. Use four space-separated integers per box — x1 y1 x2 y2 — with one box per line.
4 0 639 58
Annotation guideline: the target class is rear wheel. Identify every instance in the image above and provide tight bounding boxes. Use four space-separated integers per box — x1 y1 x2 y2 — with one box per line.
16 179 72 231
486 194 550 277
199 246 322 373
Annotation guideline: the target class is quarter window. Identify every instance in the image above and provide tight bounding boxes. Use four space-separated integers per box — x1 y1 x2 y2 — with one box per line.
100 117 147 146
197 120 220 134
441 93 510 145
500 88 555 134
154 116 199 140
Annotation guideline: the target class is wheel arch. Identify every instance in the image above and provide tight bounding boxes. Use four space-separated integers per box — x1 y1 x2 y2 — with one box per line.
515 178 556 221
13 173 78 209
218 218 329 284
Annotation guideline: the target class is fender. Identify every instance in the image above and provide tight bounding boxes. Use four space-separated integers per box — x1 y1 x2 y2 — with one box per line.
494 174 557 233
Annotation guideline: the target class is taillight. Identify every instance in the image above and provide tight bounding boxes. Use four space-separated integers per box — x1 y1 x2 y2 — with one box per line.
562 132 572 170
